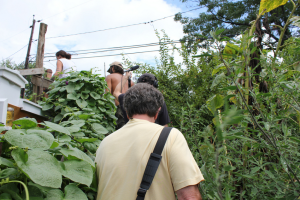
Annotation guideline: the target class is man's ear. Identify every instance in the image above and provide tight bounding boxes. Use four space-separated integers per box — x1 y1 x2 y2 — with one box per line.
154 107 161 120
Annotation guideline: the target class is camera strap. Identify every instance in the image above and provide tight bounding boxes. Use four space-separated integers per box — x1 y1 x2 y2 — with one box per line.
136 127 173 200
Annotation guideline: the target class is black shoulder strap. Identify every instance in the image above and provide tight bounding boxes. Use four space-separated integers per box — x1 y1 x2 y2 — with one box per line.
128 78 132 88
136 127 173 200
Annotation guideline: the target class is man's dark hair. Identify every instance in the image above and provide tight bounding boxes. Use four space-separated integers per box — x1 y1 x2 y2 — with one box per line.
124 83 164 118
137 73 156 86
109 65 124 75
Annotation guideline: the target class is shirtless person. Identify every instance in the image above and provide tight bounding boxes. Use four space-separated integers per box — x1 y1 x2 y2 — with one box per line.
105 61 134 129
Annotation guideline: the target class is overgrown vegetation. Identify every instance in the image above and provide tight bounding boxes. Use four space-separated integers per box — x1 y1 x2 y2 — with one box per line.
0 70 116 199
127 1 300 199
1 0 300 199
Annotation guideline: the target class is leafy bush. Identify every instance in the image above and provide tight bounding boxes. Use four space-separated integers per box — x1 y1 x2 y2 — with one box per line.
123 9 300 198
39 70 117 134
0 70 116 199
0 118 99 199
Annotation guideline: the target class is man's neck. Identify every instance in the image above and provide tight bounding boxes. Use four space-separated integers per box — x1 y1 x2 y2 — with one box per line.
131 114 155 123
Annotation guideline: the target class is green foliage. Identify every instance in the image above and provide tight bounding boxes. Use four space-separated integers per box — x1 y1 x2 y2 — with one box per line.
175 0 300 45
0 70 115 199
124 18 300 197
0 118 96 199
39 70 116 136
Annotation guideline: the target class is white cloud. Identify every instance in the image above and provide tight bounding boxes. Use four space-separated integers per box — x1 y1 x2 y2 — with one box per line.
0 0 186 76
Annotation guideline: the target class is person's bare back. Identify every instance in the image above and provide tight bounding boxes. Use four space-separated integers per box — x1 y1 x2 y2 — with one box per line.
105 73 131 106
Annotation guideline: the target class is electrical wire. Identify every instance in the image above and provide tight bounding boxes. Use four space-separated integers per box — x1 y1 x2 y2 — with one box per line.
42 41 181 57
44 48 174 61
45 7 202 39
5 44 28 59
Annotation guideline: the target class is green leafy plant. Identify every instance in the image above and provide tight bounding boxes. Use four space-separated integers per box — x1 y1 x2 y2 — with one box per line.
0 117 97 199
39 70 117 134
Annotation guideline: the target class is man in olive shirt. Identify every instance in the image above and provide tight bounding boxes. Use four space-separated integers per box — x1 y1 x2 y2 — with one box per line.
95 83 204 200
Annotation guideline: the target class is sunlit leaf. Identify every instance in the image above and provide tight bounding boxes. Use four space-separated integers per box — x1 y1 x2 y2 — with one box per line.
259 0 288 15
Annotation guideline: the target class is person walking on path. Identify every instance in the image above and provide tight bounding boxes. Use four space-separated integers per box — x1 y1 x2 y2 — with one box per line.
95 83 204 200
53 50 77 79
113 72 170 127
105 61 134 129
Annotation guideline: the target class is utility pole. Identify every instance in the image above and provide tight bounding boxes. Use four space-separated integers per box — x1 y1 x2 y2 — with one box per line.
21 15 36 98
24 16 36 70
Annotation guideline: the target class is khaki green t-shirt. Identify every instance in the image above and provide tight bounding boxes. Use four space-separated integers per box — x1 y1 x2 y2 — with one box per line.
95 118 204 200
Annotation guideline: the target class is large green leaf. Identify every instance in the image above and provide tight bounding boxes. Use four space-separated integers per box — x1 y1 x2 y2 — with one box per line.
5 129 54 150
59 147 94 167
81 93 89 99
45 184 88 200
28 182 52 196
76 99 88 109
90 92 101 100
67 93 78 100
68 120 85 127
44 121 70 135
211 72 226 88
66 83 76 93
61 160 93 186
65 125 80 133
206 94 224 114
45 189 63 200
259 0 288 14
13 118 37 129
0 183 23 200
42 104 54 111
12 148 62 188
0 168 18 179
0 157 14 168
91 123 109 135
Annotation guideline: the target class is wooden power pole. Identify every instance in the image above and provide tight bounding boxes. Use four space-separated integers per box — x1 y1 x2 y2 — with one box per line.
21 17 36 98
24 17 36 70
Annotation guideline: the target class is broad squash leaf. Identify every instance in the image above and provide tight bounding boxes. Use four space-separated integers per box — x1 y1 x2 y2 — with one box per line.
5 129 54 150
61 160 93 186
13 118 37 129
12 148 62 188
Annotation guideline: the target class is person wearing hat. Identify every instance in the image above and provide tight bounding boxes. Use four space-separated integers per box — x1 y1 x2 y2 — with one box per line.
113 72 170 128
105 61 134 129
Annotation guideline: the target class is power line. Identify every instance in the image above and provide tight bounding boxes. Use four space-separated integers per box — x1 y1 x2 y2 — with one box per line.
46 7 202 39
44 49 174 61
42 41 181 57
5 44 28 60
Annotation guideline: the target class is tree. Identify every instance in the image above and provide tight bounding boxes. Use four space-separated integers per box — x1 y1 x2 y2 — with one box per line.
175 0 300 45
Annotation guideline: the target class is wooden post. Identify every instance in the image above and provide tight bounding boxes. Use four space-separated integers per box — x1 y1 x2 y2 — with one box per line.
36 23 47 69
32 23 47 102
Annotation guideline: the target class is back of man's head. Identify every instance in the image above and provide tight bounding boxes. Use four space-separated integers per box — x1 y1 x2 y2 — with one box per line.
137 73 158 88
108 61 124 75
124 83 164 118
